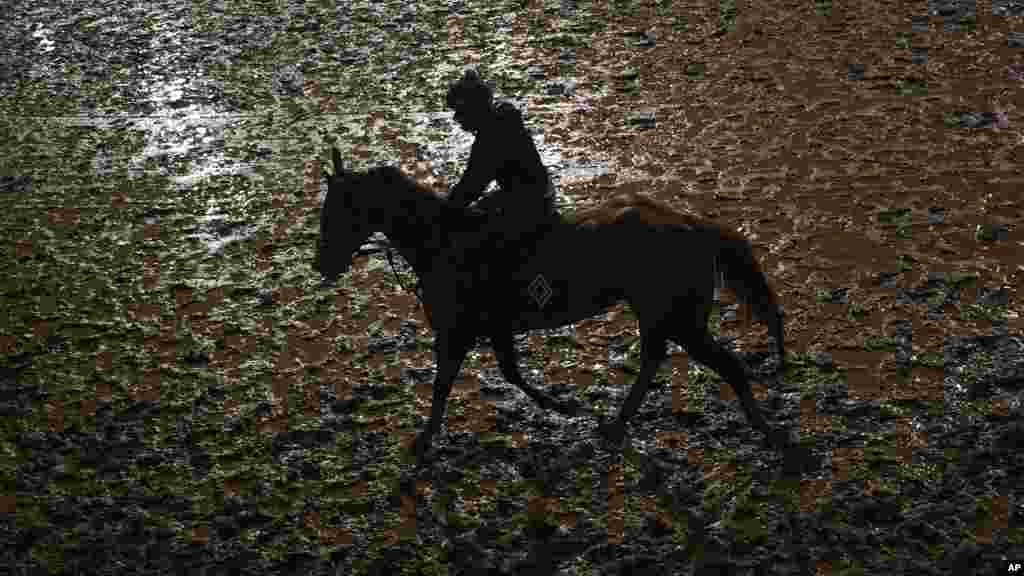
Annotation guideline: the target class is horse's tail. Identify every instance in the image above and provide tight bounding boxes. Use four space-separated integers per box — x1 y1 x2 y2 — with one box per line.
712 225 786 364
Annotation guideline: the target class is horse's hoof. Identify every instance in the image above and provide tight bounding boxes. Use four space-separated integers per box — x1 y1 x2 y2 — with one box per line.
781 442 809 477
598 421 626 446
555 398 583 417
762 428 793 449
410 434 432 467
534 395 558 413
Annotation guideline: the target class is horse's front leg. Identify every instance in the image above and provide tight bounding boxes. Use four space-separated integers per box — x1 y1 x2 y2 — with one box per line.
413 329 474 467
490 332 580 416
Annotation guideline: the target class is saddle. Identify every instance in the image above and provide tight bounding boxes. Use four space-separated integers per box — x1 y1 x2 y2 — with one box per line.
453 200 557 289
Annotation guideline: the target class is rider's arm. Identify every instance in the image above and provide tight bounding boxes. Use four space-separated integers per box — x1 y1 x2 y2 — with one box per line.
448 133 496 209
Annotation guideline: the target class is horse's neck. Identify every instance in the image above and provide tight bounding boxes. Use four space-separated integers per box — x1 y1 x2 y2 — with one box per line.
384 200 449 283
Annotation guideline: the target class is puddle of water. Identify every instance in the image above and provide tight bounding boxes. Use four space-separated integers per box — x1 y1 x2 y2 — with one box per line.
35 78 276 261
557 160 610 182
31 23 55 54
131 76 253 180
127 79 258 256
186 206 255 256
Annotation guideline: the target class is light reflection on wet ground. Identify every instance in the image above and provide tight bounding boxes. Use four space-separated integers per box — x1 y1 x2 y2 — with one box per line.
13 1 639 266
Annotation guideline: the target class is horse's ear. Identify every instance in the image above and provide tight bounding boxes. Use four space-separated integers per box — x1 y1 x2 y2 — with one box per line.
322 148 334 179
332 147 344 177
323 147 348 179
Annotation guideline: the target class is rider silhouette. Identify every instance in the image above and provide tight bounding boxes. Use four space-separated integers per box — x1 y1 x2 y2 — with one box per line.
444 68 556 297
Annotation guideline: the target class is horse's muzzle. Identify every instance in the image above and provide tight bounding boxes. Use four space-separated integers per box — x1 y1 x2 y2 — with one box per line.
312 255 342 283
317 268 342 286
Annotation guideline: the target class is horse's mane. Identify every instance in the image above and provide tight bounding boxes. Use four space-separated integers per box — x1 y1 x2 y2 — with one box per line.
365 165 461 222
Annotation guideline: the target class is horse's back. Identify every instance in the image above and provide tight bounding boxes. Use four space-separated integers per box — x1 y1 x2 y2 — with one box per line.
569 191 707 234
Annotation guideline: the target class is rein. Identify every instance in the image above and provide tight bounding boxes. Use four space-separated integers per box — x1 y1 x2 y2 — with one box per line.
384 245 426 307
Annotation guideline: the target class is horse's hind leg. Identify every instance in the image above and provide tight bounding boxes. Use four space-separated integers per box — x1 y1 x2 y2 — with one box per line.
490 332 576 415
599 325 668 445
676 328 778 442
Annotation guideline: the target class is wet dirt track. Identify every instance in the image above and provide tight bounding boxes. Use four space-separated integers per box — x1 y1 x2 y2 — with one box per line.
1 0 1023 574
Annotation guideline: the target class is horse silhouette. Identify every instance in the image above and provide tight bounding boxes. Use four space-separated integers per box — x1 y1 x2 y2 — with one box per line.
315 148 787 465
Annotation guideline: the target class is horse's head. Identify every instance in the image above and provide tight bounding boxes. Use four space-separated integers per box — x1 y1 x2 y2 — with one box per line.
314 148 378 281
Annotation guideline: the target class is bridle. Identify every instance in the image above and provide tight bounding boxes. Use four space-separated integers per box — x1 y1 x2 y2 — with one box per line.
384 245 435 326
384 244 427 309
